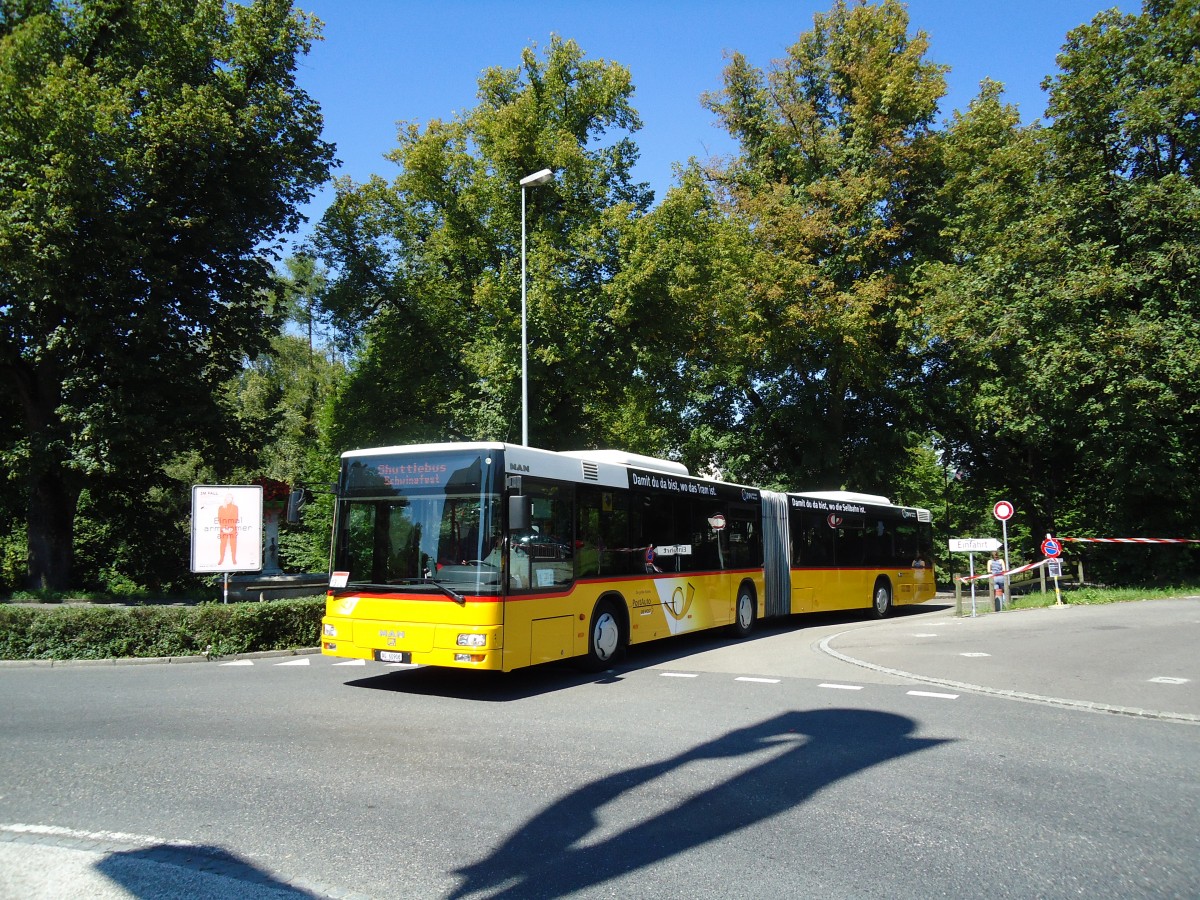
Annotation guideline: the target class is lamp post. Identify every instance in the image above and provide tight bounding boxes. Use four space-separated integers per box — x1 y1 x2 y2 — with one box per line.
519 168 553 446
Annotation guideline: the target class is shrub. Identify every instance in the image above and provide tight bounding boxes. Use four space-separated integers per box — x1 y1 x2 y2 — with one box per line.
0 599 324 661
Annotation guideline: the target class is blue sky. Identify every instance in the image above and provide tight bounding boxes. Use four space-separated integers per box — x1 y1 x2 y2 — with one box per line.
290 0 1135 236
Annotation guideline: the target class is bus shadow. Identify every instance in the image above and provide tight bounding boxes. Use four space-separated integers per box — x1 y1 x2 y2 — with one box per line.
447 708 949 899
345 664 610 701
344 603 955 701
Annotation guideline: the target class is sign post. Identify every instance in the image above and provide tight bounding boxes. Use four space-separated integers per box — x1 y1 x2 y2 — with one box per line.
1042 534 1064 606
948 538 1002 617
993 501 1014 608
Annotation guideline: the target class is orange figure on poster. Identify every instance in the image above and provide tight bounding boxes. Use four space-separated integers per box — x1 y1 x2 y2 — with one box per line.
217 494 240 566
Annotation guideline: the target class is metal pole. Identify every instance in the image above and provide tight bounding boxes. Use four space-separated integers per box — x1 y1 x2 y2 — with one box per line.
1001 518 1010 609
969 552 977 617
520 185 529 447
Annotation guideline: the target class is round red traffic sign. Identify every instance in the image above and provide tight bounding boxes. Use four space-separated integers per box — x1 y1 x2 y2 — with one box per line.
1041 538 1062 558
993 500 1014 522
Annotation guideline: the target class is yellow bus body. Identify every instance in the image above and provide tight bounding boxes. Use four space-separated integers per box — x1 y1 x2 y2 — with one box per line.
322 568 766 672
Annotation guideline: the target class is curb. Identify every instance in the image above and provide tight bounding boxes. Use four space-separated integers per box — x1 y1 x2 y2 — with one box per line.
0 647 321 669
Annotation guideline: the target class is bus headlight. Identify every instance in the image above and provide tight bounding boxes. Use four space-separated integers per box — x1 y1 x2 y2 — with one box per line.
456 633 486 647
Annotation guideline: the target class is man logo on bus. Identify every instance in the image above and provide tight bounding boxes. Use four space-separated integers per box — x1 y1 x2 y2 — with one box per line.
826 513 843 528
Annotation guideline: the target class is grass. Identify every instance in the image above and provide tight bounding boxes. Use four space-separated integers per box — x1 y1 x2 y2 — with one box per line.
955 583 1200 615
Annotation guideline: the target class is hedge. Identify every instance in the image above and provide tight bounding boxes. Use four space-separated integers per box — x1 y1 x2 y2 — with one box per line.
0 598 324 661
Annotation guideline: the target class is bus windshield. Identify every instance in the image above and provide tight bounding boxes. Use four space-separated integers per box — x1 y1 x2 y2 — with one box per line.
333 449 504 594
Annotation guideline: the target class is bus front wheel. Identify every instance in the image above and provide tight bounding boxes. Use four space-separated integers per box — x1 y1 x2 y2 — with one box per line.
871 579 893 619
730 585 756 638
584 600 624 671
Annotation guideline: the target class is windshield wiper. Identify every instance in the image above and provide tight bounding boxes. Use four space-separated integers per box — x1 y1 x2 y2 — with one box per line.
422 575 465 605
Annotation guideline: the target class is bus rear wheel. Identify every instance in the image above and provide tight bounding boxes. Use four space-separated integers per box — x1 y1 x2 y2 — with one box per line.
583 600 624 671
871 578 893 619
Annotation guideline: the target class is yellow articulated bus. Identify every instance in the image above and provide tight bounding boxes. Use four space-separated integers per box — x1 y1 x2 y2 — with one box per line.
319 442 935 672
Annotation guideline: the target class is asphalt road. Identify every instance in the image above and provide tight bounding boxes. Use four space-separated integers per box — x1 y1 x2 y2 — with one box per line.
1 597 1197 899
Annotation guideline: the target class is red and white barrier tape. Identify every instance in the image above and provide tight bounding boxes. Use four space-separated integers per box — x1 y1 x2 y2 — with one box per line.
1060 537 1200 544
958 559 1049 583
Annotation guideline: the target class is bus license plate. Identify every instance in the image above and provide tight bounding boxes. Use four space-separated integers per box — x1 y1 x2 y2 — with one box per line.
377 650 411 664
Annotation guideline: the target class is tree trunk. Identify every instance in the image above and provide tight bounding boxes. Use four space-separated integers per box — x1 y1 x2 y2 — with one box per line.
26 466 80 592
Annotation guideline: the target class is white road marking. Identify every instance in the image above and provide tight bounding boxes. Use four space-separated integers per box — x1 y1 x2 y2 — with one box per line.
275 658 310 666
219 660 253 666
913 633 939 637
735 676 781 684
333 659 367 666
659 672 699 678
960 652 991 657
1 823 195 846
818 683 864 690
908 690 959 700
1149 676 1189 685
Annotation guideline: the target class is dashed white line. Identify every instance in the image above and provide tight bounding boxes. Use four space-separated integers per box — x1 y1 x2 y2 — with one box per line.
819 683 864 691
735 676 781 684
274 658 310 666
333 659 366 666
908 690 959 700
659 672 699 678
913 633 939 637
1149 676 1189 684
960 652 991 658
219 660 253 667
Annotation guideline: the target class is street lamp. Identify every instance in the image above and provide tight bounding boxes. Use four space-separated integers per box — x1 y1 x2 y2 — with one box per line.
519 167 553 447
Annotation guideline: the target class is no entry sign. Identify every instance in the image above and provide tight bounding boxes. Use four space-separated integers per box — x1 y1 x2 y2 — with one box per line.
993 500 1014 522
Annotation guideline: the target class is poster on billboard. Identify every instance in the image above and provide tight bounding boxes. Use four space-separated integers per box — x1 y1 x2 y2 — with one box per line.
190 485 263 574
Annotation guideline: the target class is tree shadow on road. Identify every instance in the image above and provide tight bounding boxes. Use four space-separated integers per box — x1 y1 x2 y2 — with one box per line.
448 708 949 899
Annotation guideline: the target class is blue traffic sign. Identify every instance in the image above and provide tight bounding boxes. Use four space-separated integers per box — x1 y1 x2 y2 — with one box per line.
1041 538 1062 558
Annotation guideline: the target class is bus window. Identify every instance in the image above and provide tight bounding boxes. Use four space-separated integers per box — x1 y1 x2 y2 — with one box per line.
512 481 574 590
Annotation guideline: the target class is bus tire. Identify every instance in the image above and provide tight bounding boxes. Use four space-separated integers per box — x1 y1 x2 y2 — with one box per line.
871 578 893 619
730 583 756 638
583 598 625 671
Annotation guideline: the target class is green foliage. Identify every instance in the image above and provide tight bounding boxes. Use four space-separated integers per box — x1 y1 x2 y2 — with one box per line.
0 0 335 590
920 0 1200 582
0 598 323 660
313 35 652 452
684 0 947 490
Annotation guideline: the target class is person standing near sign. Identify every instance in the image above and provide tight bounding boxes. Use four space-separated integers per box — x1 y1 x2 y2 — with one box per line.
988 551 1005 602
217 494 240 566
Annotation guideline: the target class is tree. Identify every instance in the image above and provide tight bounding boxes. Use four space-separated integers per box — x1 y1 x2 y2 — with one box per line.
313 36 652 453
921 0 1200 580
0 0 334 590
695 0 947 491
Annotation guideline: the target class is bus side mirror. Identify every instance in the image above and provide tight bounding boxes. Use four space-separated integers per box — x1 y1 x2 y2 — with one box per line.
286 489 307 525
508 495 531 532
